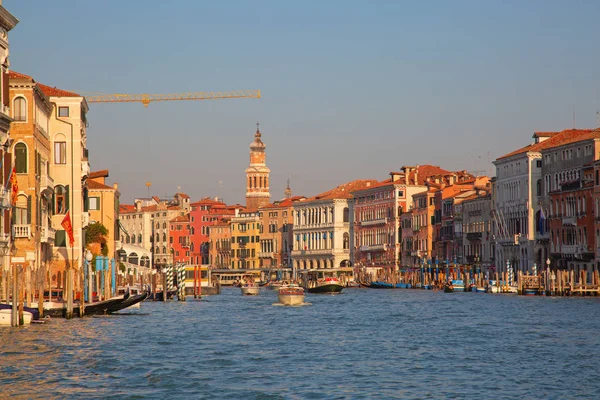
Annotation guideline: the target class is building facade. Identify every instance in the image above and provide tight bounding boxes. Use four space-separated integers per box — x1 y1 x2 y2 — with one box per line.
230 209 261 269
87 170 120 262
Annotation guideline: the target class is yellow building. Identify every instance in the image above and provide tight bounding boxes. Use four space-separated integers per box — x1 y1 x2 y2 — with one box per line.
230 209 261 270
87 170 120 259
8 71 55 301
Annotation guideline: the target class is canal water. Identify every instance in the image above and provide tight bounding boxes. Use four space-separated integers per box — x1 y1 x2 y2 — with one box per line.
2 288 600 399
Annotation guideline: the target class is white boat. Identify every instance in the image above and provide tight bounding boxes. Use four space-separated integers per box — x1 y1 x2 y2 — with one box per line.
240 283 260 296
0 309 32 326
277 284 305 306
487 280 518 294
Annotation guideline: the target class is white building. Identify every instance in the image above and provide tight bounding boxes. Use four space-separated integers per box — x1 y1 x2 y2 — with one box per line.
291 180 377 271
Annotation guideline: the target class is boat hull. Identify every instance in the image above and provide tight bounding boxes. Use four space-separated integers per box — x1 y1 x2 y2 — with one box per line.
307 284 343 294
107 293 148 313
277 293 305 306
0 309 32 326
241 287 260 296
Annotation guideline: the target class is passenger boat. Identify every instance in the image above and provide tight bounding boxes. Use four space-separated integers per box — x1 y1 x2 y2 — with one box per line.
277 284 305 306
240 282 260 296
306 277 344 294
0 308 33 326
444 280 466 293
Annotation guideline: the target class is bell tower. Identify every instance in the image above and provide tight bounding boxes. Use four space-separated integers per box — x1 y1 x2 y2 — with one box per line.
245 122 271 209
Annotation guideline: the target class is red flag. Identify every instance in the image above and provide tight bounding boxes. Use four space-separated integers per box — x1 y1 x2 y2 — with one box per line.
61 210 75 245
10 167 17 205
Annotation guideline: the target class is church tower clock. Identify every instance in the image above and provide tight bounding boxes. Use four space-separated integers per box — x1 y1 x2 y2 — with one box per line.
245 123 271 209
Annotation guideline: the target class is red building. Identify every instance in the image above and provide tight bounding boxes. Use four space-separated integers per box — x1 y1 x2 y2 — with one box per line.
169 215 190 264
189 198 226 265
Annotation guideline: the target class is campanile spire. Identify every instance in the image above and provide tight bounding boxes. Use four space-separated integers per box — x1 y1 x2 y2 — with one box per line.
245 123 271 209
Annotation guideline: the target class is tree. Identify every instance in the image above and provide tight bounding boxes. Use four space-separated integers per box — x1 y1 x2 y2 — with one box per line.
86 222 109 256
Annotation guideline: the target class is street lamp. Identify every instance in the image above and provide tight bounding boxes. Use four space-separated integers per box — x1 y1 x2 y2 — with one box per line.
84 250 93 303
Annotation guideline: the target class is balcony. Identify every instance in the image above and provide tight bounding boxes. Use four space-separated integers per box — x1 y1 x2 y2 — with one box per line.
359 244 388 252
40 173 54 196
13 224 31 239
258 252 275 258
466 232 482 241
562 217 576 226
40 226 56 243
0 187 10 209
361 218 388 227
292 249 333 256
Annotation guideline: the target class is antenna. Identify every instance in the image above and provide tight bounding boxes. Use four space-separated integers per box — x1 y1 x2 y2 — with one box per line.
573 106 576 129
596 110 600 128
145 181 152 196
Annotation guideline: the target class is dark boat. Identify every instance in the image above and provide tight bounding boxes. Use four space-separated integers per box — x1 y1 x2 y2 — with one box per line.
0 303 40 320
306 277 344 294
84 294 129 316
152 290 178 301
369 281 395 289
107 292 148 313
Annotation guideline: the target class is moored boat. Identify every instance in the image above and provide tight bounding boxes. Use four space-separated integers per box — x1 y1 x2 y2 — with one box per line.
306 277 344 294
277 284 305 306
84 293 129 316
0 309 33 326
107 292 148 313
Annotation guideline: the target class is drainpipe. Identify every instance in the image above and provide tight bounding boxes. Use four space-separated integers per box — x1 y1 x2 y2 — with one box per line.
54 103 76 318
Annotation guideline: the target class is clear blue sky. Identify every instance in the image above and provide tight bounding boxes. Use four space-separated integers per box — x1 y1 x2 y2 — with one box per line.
7 0 600 204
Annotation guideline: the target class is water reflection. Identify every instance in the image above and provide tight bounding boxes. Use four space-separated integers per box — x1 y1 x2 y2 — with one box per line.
1 290 600 399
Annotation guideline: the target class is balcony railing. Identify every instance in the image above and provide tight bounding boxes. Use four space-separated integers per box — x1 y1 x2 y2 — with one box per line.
40 226 56 242
359 244 388 252
562 217 576 226
258 252 275 258
13 224 31 239
361 218 388 227
292 249 332 256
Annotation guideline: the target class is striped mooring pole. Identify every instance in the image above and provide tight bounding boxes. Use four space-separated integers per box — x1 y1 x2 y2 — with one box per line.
178 264 186 301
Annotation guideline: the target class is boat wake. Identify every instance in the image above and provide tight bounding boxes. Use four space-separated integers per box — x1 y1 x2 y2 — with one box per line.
272 302 312 307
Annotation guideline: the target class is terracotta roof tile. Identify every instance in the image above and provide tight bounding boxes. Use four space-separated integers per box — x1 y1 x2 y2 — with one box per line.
175 192 190 199
90 170 109 179
119 204 136 213
88 180 113 190
37 83 81 97
8 71 33 80
497 129 598 160
309 179 379 201
170 215 189 223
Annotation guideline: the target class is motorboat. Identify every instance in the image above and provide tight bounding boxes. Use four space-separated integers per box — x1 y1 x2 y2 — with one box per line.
0 303 40 320
306 277 344 294
277 284 305 306
264 281 285 291
240 282 260 296
0 308 33 326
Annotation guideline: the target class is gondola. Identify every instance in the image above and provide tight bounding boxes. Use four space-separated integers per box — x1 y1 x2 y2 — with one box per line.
107 292 148 313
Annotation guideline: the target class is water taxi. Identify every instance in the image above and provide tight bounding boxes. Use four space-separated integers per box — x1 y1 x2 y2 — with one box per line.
277 284 305 306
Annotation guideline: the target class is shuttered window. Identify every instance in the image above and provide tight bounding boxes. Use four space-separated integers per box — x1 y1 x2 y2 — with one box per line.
15 143 27 173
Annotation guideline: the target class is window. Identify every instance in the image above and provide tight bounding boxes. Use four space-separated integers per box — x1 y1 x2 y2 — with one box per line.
55 185 67 214
15 143 27 173
54 142 67 164
536 160 542 168
55 230 67 247
88 196 99 210
13 97 26 121
58 107 69 117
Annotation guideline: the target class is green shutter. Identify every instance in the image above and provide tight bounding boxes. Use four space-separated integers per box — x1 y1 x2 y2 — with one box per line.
65 185 70 211
55 230 66 247
26 196 31 224
84 196 89 212
52 189 56 215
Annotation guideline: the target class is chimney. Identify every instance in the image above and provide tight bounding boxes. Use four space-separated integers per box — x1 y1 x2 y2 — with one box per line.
113 183 118 190
135 199 141 212
390 172 402 182
414 165 419 185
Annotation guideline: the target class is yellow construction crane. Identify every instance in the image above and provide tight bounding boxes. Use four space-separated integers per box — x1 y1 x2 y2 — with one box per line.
83 89 261 107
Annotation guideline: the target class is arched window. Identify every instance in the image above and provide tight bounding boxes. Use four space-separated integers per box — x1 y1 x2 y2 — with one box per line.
155 246 159 254
126 236 130 244
131 235 136 244
54 134 67 164
138 234 142 243
54 185 67 214
13 97 26 121
343 233 349 249
162 222 166 229
156 222 159 229
155 233 159 242
15 194 28 224
128 252 139 265
162 233 166 242
14 142 28 173
343 207 349 223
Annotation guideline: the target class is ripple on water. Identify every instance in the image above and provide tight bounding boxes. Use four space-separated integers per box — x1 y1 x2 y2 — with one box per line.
1 289 600 398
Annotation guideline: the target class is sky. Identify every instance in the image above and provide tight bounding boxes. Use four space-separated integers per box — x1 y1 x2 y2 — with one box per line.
6 0 600 204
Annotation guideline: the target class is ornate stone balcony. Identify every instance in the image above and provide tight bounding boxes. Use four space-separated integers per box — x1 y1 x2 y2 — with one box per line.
359 244 388 252
13 224 31 239
40 226 56 243
360 218 388 227
258 252 275 258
